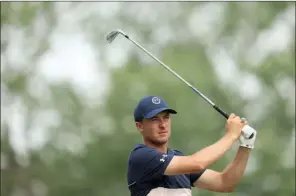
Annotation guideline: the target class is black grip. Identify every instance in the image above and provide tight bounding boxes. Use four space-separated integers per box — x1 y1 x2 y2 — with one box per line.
213 105 229 119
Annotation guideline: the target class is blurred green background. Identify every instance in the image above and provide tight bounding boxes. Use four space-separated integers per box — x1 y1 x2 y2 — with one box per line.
1 2 295 196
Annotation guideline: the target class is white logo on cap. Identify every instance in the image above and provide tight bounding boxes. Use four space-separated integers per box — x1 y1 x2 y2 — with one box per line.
152 97 161 104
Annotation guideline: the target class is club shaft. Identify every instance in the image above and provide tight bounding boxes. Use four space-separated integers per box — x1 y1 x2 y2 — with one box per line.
111 30 257 139
127 37 217 107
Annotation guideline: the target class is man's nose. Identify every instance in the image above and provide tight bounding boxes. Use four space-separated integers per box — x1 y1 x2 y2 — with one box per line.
158 119 165 127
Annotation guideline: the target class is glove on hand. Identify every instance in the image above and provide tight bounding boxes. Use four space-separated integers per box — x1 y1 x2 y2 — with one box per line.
239 125 257 149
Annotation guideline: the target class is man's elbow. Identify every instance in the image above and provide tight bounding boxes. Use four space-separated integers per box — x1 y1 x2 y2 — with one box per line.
204 185 237 193
218 183 238 193
220 186 237 193
218 173 239 193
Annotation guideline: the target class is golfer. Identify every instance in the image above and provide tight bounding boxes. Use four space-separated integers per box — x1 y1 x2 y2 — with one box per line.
127 95 257 196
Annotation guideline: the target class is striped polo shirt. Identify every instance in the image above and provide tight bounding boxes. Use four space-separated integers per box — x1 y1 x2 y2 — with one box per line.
127 144 205 196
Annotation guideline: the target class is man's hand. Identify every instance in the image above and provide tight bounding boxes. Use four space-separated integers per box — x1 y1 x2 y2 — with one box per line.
164 114 247 176
225 113 247 140
239 125 257 149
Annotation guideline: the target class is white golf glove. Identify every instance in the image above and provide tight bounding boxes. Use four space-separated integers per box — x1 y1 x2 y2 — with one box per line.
239 125 257 149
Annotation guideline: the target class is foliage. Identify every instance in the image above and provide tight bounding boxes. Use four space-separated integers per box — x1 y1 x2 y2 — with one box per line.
1 2 295 196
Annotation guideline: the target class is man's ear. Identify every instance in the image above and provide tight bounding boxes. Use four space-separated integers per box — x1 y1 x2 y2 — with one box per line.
135 121 143 133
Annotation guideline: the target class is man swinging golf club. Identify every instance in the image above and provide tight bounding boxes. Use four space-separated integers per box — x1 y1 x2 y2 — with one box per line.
127 95 257 196
105 29 257 195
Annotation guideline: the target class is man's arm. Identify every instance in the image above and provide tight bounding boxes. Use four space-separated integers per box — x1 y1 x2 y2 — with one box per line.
164 114 245 175
164 133 238 175
193 146 251 192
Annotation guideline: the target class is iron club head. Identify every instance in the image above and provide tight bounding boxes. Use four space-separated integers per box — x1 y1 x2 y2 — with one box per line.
106 29 128 43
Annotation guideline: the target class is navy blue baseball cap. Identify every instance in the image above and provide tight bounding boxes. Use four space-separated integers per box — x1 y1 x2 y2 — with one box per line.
134 96 177 122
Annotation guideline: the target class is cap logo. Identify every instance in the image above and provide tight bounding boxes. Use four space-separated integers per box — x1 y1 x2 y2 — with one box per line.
152 97 161 104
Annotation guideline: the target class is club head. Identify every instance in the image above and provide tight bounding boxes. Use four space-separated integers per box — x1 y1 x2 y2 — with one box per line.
106 29 128 43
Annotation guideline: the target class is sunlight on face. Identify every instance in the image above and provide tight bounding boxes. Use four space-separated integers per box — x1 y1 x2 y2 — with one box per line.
136 111 172 145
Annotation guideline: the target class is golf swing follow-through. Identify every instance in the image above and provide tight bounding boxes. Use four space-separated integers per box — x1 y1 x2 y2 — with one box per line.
106 29 257 196
106 29 255 140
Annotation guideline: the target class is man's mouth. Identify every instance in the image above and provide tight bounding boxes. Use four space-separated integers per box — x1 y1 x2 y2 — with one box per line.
159 131 167 134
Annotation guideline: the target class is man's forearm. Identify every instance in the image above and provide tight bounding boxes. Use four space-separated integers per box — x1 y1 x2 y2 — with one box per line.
192 134 237 169
221 146 251 189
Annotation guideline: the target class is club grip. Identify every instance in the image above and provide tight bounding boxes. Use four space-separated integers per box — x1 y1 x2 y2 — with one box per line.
213 105 229 119
212 105 254 139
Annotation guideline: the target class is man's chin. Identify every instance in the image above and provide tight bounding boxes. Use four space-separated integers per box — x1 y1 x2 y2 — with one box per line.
152 139 168 146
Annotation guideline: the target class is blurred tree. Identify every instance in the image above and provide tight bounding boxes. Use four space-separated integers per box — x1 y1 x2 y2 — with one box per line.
1 2 294 196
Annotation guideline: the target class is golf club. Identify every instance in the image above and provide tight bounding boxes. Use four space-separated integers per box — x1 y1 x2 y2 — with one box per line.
106 29 255 139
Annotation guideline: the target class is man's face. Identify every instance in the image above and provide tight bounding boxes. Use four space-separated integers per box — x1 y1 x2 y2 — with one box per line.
136 111 171 145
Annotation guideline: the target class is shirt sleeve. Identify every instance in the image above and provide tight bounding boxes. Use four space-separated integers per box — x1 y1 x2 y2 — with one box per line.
189 169 206 187
131 147 174 181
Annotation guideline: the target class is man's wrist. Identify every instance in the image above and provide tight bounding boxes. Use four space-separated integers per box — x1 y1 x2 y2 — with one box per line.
239 145 253 151
224 133 239 143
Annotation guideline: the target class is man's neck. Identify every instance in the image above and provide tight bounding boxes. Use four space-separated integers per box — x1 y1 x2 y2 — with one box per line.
144 141 168 153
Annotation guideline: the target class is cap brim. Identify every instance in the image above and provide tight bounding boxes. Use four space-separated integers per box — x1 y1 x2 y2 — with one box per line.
144 108 177 119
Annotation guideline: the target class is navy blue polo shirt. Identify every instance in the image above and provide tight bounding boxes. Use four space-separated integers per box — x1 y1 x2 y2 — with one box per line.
127 144 205 196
